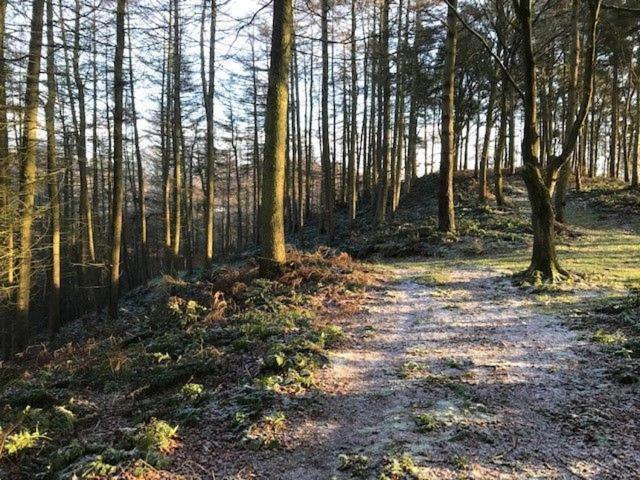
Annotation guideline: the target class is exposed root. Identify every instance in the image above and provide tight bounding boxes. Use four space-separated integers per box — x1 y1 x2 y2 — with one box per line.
514 262 572 285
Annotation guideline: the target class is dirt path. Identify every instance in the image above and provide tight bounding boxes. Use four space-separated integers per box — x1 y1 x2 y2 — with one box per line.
244 264 640 479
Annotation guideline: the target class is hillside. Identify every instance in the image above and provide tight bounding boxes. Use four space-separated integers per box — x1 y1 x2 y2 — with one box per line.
2 174 640 479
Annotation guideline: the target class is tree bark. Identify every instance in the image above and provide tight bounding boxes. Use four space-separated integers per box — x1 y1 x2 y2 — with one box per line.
555 0 581 223
347 0 357 224
609 49 619 178
73 0 96 269
320 0 334 239
109 0 127 318
259 0 292 275
479 81 496 203
127 14 148 281
375 0 391 225
46 0 61 336
201 0 216 266
171 0 184 271
0 0 10 357
515 0 601 280
438 0 457 233
14 0 45 351
495 82 508 207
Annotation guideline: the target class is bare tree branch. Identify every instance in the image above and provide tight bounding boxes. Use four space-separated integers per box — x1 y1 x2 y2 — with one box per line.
441 0 525 100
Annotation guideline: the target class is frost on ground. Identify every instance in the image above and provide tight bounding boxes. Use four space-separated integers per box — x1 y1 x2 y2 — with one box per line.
231 264 640 479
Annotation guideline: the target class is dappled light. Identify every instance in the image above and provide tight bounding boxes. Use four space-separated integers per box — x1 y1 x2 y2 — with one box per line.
1 0 640 477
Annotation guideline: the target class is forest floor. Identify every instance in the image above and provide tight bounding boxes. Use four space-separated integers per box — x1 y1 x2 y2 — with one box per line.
219 181 640 479
241 264 639 479
2 176 640 480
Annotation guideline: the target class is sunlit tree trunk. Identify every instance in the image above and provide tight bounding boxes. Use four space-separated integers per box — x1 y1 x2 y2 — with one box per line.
634 74 640 188
0 0 11 356
14 0 45 351
294 44 304 235
375 0 390 225
171 0 184 271
259 0 292 275
201 0 216 266
162 24 172 268
73 0 96 270
609 50 619 178
515 0 601 280
495 82 508 207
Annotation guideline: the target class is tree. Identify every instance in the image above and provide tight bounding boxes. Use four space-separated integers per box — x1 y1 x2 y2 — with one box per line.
14 0 46 352
128 13 148 281
514 0 602 280
109 0 127 318
347 0 357 225
0 0 10 357
375 0 391 225
201 0 216 266
554 0 582 223
438 0 458 233
259 0 293 276
46 0 61 335
171 0 184 271
320 0 334 239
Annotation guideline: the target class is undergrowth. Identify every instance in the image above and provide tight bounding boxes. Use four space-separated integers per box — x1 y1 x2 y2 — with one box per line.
0 248 374 479
344 172 532 260
573 289 640 385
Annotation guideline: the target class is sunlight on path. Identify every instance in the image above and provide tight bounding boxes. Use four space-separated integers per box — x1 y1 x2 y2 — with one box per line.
248 263 640 479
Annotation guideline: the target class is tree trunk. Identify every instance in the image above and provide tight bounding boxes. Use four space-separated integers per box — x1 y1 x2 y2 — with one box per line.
162 25 172 268
495 83 508 207
634 77 640 188
0 0 10 357
515 0 601 280
515 0 561 280
259 0 292 275
46 0 60 336
73 0 96 271
320 0 334 239
127 14 148 281
479 81 496 203
554 0 581 223
109 0 126 318
438 0 457 233
171 0 183 271
375 0 390 225
347 0 357 224
201 0 216 265
610 50 619 178
14 0 45 351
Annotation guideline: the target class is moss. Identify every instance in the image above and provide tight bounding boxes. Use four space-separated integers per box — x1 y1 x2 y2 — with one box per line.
1 427 46 456
592 329 626 345
415 412 442 433
339 453 370 477
380 453 424 480
133 418 178 455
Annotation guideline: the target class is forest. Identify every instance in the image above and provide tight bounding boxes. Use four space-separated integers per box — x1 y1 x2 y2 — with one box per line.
1 0 640 478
